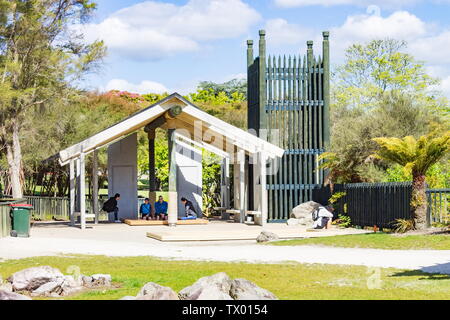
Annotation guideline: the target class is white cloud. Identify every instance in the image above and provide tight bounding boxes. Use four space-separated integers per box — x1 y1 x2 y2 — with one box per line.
103 79 169 94
264 18 314 46
274 0 434 8
81 0 261 61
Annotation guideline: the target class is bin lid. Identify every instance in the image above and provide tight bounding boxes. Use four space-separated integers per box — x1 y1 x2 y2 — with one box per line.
10 204 33 209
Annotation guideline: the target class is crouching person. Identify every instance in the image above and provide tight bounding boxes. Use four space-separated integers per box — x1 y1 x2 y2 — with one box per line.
312 205 334 230
181 197 197 220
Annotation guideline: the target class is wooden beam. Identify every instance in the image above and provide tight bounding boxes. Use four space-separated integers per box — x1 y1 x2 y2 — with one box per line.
260 152 268 226
92 149 99 225
239 149 246 223
167 127 178 227
69 159 75 226
79 151 86 230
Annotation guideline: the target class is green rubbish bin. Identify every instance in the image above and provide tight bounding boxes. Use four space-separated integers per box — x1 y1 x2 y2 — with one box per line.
10 204 33 238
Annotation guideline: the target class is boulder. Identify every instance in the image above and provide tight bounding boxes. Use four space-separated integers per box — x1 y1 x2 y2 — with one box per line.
256 231 279 243
291 201 321 224
179 272 233 300
286 218 300 226
230 279 278 300
61 276 83 296
81 275 93 287
8 266 64 291
91 274 112 287
31 279 64 297
136 282 179 300
0 282 13 292
0 290 32 300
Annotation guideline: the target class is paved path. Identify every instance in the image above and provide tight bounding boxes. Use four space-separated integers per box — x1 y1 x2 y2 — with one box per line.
1 235 449 274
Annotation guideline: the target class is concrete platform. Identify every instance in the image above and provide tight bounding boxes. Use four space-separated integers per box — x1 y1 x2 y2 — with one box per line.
146 220 370 242
124 219 209 226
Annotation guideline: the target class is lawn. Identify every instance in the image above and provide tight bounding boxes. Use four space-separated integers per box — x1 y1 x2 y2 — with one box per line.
0 255 449 300
269 233 450 250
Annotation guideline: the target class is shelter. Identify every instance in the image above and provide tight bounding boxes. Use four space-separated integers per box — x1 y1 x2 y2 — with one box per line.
58 93 284 229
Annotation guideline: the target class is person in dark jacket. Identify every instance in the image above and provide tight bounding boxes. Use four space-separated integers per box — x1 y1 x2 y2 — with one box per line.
181 197 197 219
102 193 121 223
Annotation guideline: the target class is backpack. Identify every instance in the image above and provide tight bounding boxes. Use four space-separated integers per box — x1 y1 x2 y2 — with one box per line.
312 208 320 221
102 198 114 212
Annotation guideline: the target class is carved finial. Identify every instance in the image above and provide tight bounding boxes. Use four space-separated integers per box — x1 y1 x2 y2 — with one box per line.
323 31 330 40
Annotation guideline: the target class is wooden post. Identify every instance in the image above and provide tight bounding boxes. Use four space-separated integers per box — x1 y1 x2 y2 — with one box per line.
258 30 267 134
167 127 178 227
239 149 246 223
76 157 81 213
69 159 75 227
260 152 268 226
148 129 157 207
79 151 86 230
221 157 230 209
92 149 99 225
322 31 330 149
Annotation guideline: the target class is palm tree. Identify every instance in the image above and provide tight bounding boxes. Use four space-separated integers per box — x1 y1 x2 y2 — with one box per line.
373 132 450 230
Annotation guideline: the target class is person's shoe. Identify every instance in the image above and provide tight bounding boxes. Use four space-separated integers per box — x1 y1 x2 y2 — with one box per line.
115 220 121 223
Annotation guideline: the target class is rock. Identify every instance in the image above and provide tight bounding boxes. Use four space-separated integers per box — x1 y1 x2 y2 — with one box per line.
61 276 83 296
0 282 13 292
136 282 179 300
91 274 112 287
291 201 321 224
81 275 93 287
31 278 64 297
287 218 300 226
230 279 278 300
179 272 233 300
256 231 279 243
119 296 136 300
8 266 64 292
0 290 32 300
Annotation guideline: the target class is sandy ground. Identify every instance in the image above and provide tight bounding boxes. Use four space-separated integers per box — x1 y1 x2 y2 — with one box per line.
0 222 449 274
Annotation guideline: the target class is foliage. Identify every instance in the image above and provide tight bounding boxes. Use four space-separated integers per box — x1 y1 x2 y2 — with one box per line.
393 219 416 234
373 132 450 229
0 0 106 197
372 132 450 179
333 39 441 110
333 214 352 228
385 162 450 189
202 151 221 216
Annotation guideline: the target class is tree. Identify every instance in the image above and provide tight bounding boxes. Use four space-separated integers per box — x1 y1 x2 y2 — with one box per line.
0 0 105 198
373 132 450 230
333 39 440 110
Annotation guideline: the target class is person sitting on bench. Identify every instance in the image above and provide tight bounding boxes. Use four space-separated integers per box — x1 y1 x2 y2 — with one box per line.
102 193 121 223
140 198 152 220
181 197 197 220
154 195 168 220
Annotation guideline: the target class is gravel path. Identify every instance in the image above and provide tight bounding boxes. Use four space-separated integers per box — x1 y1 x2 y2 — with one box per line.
1 236 449 274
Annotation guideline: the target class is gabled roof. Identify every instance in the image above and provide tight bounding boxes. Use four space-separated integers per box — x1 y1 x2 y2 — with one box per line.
58 93 284 165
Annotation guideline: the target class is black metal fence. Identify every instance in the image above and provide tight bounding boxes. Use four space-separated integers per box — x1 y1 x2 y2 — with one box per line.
313 182 413 229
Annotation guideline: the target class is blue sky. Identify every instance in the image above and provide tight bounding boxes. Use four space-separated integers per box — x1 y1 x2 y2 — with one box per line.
81 0 450 98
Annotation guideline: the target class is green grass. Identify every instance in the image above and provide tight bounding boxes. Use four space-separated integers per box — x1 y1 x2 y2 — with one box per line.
269 233 450 250
0 255 449 300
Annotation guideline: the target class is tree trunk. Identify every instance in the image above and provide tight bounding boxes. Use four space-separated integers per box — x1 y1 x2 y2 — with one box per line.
5 122 24 199
411 173 427 230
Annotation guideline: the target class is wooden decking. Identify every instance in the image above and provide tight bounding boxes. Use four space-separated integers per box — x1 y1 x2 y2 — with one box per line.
123 219 209 226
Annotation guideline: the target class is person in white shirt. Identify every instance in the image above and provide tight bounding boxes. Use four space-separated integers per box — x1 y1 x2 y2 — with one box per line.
312 206 334 229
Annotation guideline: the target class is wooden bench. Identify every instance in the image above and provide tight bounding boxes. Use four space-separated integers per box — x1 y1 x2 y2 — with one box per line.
245 211 262 225
74 212 96 222
213 207 230 220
